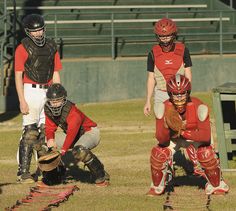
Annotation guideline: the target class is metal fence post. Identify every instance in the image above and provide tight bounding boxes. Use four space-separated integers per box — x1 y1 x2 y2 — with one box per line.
219 11 223 56
54 14 58 41
230 0 233 9
111 13 115 59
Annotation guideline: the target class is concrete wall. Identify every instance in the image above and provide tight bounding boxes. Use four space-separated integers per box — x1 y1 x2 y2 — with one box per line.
1 54 236 112
60 55 236 104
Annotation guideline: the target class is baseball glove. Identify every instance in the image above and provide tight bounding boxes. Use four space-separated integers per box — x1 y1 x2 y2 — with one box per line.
38 150 61 172
164 106 185 137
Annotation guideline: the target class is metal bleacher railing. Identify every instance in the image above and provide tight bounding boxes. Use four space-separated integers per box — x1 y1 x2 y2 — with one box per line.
1 3 236 93
43 9 234 59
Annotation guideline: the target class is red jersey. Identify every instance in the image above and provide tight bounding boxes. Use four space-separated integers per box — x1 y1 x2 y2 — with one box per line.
14 44 62 84
45 104 97 152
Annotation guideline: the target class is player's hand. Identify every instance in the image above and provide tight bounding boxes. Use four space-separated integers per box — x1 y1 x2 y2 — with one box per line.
144 101 151 116
181 130 192 139
60 149 66 156
20 100 29 115
47 139 57 149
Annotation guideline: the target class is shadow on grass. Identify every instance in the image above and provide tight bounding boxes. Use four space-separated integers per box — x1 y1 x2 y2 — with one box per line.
0 111 19 122
174 175 206 189
0 182 19 195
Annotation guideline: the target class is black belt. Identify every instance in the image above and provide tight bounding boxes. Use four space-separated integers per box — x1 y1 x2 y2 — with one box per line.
32 84 49 89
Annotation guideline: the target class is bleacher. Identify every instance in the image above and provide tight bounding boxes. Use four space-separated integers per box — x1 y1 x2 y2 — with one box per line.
1 0 236 109
3 0 236 58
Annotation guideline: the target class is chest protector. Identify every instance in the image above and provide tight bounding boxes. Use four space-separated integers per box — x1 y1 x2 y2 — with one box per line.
153 43 185 90
45 101 74 133
22 37 57 83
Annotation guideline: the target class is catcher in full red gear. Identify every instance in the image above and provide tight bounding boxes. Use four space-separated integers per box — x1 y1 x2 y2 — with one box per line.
147 74 229 196
144 18 202 178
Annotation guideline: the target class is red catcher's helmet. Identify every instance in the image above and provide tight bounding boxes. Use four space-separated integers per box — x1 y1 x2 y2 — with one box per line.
154 18 177 36
167 75 191 113
167 74 191 95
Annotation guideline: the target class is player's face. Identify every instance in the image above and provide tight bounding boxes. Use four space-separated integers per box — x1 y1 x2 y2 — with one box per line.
49 99 64 108
30 29 44 39
158 35 173 43
171 92 188 113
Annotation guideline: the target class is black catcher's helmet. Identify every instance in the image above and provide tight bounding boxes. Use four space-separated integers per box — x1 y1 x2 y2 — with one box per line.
46 83 67 116
23 14 46 47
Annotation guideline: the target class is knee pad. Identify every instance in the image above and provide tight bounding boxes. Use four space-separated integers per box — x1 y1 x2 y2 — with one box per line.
197 145 220 187
72 145 93 163
72 145 105 183
34 124 47 154
150 146 172 170
197 145 219 170
22 123 39 145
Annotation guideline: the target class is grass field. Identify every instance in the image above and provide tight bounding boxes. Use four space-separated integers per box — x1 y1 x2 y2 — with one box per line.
0 93 236 211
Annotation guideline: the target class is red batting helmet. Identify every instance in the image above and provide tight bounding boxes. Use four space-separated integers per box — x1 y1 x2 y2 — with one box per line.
154 18 177 36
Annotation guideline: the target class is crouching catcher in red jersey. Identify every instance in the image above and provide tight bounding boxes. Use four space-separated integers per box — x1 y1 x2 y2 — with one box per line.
44 84 109 187
147 74 229 196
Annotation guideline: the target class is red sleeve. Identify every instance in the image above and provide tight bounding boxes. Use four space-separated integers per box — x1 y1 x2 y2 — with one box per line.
182 116 211 143
181 98 211 143
45 115 58 140
54 51 62 71
14 44 28 72
61 107 83 152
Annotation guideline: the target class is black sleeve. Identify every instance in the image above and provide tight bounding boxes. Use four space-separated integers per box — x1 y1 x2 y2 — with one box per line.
183 47 192 68
147 51 154 72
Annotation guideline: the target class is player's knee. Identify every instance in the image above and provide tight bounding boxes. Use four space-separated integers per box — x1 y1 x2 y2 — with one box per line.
150 146 172 170
72 145 93 163
197 145 219 169
22 123 39 145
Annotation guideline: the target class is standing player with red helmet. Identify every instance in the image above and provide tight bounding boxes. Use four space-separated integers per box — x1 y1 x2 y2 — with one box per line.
147 74 229 196
144 17 192 119
143 18 203 176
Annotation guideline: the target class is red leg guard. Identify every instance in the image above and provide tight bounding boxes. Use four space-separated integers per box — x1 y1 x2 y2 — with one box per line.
185 145 205 177
150 146 172 187
197 146 220 187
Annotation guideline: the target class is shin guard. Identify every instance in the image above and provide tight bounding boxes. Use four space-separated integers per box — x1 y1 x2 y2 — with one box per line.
150 146 172 195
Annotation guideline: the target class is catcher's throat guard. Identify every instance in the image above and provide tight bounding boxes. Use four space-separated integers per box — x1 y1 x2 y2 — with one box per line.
38 151 61 172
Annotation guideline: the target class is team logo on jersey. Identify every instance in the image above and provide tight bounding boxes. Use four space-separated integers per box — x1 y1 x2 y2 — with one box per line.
165 60 173 65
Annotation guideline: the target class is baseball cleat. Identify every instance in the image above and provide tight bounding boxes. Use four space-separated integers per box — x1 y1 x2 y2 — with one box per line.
205 180 229 195
146 183 165 196
17 173 35 184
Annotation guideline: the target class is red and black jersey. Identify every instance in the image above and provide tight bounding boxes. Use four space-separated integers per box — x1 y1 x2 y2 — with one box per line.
45 101 97 152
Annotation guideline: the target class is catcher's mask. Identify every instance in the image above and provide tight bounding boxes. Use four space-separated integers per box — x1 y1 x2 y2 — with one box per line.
154 18 177 52
46 83 67 116
23 14 46 47
167 74 191 113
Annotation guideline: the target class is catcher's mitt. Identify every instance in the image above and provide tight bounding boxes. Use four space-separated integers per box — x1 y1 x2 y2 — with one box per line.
164 106 185 137
38 150 61 172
